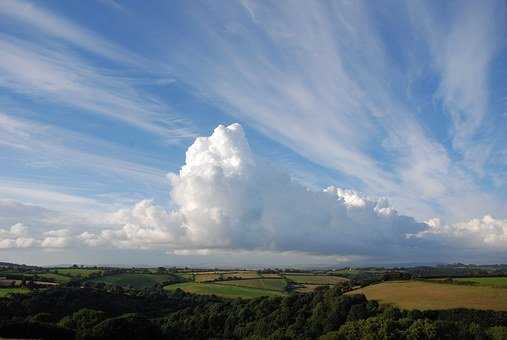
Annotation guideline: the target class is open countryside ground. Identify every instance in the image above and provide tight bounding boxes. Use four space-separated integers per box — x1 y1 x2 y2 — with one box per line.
218 278 287 291
88 273 174 289
0 288 30 297
294 284 333 293
349 281 507 311
53 268 103 278
36 273 72 283
285 274 349 285
194 273 221 282
223 271 261 279
452 277 507 287
0 271 71 284
164 282 286 299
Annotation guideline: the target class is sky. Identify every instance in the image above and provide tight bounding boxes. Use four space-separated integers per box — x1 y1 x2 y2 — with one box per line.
0 0 507 267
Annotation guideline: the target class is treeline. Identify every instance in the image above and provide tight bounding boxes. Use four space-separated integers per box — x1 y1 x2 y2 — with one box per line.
2 286 507 339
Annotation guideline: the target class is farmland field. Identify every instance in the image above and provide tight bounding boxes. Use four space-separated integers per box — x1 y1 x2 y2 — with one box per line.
218 278 287 291
294 284 332 293
259 273 282 278
37 273 72 283
349 281 507 311
285 274 348 285
0 271 71 284
54 268 103 278
88 273 174 289
0 288 30 297
164 282 286 299
223 271 260 279
194 273 221 282
174 272 193 280
452 276 507 287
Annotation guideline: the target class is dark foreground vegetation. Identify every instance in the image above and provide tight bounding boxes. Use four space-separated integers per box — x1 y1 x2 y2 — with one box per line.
2 286 507 340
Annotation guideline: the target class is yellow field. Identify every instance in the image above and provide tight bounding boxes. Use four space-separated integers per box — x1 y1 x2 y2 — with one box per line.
349 281 507 311
194 273 221 282
223 271 260 279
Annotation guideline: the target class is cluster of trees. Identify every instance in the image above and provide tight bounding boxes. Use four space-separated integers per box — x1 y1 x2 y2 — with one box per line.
2 286 507 339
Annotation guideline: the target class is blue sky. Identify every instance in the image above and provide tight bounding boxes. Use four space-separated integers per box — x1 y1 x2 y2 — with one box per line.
0 0 506 266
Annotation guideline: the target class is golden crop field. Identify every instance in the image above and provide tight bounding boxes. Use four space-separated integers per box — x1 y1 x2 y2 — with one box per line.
223 271 260 279
194 273 221 282
348 281 507 311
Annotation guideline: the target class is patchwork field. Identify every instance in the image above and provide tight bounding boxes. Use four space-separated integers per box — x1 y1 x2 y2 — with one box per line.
89 273 174 289
164 282 286 299
0 288 30 297
194 272 222 282
219 278 287 291
54 268 103 278
452 276 507 287
223 271 261 279
294 284 333 293
0 271 71 284
37 273 72 283
285 274 348 285
349 281 507 311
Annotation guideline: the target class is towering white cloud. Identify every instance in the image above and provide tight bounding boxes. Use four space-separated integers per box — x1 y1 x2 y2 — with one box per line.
2 123 505 262
85 124 428 257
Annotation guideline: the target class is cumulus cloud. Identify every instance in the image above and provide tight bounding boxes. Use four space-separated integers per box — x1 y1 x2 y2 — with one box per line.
411 215 507 250
0 221 73 250
40 229 72 248
3 123 505 262
0 223 36 249
82 124 430 258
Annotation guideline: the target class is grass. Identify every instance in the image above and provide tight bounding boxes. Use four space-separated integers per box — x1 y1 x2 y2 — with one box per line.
259 273 282 278
88 273 174 289
294 284 333 293
348 281 507 311
218 278 287 291
174 272 193 281
452 277 507 287
36 273 72 283
164 282 286 299
285 274 349 285
0 271 70 284
0 288 30 297
54 268 103 278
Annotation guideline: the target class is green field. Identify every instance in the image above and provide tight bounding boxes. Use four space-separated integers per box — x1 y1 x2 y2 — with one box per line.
54 268 103 278
88 273 174 289
285 274 348 285
348 281 507 311
37 273 72 283
219 278 287 291
174 272 193 280
164 282 286 299
0 288 30 297
0 271 70 284
294 284 334 293
452 276 507 287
